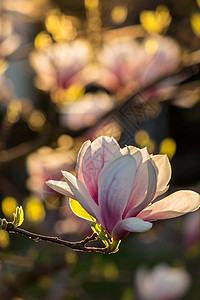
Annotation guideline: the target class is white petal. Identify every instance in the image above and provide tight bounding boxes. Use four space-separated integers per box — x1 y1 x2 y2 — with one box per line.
137 190 200 221
46 171 100 220
112 217 152 240
151 154 172 192
121 145 139 156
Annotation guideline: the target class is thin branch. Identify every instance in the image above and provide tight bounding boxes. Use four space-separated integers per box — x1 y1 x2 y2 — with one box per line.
6 222 107 254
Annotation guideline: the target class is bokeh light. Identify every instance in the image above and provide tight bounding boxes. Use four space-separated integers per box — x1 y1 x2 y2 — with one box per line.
190 13 200 37
2 197 18 219
111 6 128 24
28 110 46 131
135 129 155 153
0 230 10 248
140 5 171 34
160 138 177 159
103 263 119 281
34 32 52 49
25 196 46 223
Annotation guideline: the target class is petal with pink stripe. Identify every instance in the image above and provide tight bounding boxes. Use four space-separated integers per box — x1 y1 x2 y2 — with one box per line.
98 155 137 234
137 190 200 221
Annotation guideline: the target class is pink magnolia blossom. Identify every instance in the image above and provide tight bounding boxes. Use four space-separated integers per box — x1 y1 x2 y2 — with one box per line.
135 264 191 300
46 136 200 240
27 145 75 198
60 91 115 130
30 40 91 92
96 36 180 94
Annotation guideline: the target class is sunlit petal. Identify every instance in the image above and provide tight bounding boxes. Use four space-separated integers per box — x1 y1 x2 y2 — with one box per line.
112 217 152 240
78 136 121 204
123 158 148 217
151 154 171 193
46 171 99 220
69 198 95 221
137 190 200 221
126 158 157 217
98 155 137 234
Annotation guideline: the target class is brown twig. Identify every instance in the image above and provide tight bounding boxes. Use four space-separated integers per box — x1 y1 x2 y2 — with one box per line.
6 222 107 254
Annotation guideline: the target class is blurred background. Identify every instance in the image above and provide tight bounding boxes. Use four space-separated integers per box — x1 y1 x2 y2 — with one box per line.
0 0 200 299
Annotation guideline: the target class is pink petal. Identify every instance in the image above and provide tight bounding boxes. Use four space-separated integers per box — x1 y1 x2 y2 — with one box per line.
76 140 91 185
123 157 148 217
112 217 153 240
151 154 171 196
123 148 153 217
76 136 121 204
137 190 200 221
46 171 100 221
98 155 137 234
126 158 157 218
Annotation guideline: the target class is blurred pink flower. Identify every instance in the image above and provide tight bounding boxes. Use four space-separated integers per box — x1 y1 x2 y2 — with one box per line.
3 0 52 22
96 36 180 94
135 264 191 300
183 209 200 248
54 204 91 236
30 40 91 92
59 91 115 130
46 136 200 240
0 16 21 59
26 146 75 198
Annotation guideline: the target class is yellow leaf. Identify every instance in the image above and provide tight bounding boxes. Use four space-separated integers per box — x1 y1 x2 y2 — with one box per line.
69 198 95 221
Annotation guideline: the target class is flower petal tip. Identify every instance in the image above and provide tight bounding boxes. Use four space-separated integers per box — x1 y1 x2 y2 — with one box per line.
45 179 54 186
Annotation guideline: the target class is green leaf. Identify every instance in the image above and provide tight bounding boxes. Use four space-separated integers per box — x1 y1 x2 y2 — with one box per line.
91 222 110 248
0 218 8 230
70 198 95 221
107 239 121 254
13 206 24 227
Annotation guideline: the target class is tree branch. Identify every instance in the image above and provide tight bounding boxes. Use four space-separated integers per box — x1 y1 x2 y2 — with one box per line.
5 222 107 254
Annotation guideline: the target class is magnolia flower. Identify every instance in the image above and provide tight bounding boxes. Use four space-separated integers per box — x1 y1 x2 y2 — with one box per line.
59 91 115 130
135 264 191 300
4 0 52 22
27 145 75 198
97 36 180 94
46 136 200 241
0 16 21 59
30 40 91 92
